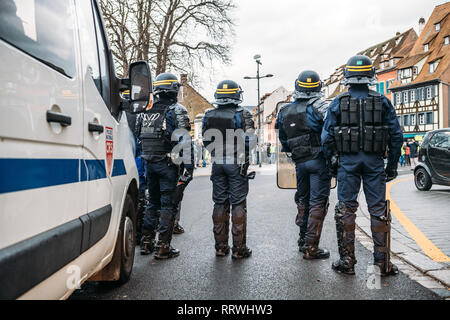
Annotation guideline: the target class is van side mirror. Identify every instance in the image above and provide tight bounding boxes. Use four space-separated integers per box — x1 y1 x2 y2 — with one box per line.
128 61 153 114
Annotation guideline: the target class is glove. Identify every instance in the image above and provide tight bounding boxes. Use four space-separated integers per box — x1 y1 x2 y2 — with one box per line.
328 154 339 177
385 168 398 182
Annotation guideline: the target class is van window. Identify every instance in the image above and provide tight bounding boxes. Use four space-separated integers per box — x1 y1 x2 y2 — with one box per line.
92 3 111 108
77 0 101 95
0 0 76 78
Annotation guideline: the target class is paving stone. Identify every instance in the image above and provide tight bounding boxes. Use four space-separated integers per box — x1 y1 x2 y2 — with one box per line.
398 252 445 273
430 289 450 298
416 280 446 289
427 270 450 287
391 241 410 254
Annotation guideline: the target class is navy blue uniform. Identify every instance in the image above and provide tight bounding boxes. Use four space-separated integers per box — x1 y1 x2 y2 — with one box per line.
276 97 330 249
202 104 255 255
322 84 403 262
135 99 192 241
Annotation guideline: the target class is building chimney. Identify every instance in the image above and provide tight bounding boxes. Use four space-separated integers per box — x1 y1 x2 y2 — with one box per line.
418 17 426 34
180 74 188 85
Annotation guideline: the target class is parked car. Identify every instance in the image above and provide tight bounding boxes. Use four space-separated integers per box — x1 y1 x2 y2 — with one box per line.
0 0 153 299
414 128 450 191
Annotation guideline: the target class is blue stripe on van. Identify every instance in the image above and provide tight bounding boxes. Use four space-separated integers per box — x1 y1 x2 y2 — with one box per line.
0 158 127 194
0 159 80 194
112 159 127 177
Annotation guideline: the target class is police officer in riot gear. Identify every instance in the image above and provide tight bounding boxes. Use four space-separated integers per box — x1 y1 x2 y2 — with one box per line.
135 72 193 259
276 70 331 260
202 80 256 259
322 55 403 275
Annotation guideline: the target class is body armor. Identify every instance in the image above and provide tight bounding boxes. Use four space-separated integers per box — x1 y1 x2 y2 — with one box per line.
334 90 389 155
280 100 321 163
204 106 241 159
140 102 171 162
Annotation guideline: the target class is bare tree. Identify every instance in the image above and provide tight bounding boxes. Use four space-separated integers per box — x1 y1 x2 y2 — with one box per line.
99 0 235 78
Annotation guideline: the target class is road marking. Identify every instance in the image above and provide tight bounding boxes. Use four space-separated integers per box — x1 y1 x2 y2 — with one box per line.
386 177 450 262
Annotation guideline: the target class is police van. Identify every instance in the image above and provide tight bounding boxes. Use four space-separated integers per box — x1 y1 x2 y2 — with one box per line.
0 0 153 299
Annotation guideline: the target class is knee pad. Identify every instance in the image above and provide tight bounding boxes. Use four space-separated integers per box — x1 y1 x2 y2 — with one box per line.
213 202 230 223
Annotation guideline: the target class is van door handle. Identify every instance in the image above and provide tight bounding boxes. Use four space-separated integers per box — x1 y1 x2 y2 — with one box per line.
46 110 72 126
88 122 104 133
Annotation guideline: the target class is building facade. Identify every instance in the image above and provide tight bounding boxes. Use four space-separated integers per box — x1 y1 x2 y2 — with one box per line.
390 3 450 137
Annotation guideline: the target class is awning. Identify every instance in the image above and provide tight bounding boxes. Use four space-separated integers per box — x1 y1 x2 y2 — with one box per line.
403 133 425 139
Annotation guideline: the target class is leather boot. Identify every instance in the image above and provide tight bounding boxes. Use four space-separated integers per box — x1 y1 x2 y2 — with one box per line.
173 221 185 234
140 231 156 255
231 201 251 259
304 201 330 260
213 201 230 256
155 210 179 260
374 260 399 277
296 202 309 253
332 202 357 274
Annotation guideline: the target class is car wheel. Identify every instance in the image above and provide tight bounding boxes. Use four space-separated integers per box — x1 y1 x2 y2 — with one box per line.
117 194 136 284
415 168 432 191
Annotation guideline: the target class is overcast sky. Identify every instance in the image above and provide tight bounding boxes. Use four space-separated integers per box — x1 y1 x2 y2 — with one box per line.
194 0 447 106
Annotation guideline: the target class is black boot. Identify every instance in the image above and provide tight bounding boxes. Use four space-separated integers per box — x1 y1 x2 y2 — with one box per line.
155 244 180 259
304 246 330 260
215 244 231 257
295 201 309 253
332 202 357 275
155 211 179 260
298 232 307 253
332 256 356 275
303 201 330 260
140 232 156 255
173 222 185 234
232 246 252 259
374 260 399 277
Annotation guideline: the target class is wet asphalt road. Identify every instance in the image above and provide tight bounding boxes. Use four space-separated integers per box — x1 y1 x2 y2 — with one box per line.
71 171 440 300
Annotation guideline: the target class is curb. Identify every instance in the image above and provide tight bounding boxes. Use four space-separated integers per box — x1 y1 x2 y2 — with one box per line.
355 189 450 299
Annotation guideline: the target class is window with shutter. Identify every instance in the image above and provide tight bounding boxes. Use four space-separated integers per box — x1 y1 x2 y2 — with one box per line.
403 91 408 103
431 85 436 98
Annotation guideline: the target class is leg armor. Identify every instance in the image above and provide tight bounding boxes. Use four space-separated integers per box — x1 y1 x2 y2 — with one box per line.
332 201 357 274
370 200 398 276
231 201 252 259
155 210 180 259
304 200 330 260
295 200 310 251
212 201 231 253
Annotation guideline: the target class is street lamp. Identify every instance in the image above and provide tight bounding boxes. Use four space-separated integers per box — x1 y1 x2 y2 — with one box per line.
243 55 273 167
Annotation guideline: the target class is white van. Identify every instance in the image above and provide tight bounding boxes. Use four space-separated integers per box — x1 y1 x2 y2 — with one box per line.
0 0 154 299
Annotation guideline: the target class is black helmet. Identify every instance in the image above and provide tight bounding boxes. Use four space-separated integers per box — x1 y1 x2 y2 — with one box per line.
214 80 243 105
343 55 376 85
293 70 323 99
153 72 181 95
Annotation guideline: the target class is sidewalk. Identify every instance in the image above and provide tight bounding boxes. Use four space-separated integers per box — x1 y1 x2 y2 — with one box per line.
355 173 450 298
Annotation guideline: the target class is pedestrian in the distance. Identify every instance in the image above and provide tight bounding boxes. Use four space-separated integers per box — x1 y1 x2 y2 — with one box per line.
408 138 419 170
405 144 411 166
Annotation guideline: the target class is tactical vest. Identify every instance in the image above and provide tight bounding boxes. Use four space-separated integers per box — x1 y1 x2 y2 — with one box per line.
334 90 389 154
140 102 171 161
281 100 321 163
204 106 241 159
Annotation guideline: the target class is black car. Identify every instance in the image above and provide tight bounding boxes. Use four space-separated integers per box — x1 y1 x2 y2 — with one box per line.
414 128 450 191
